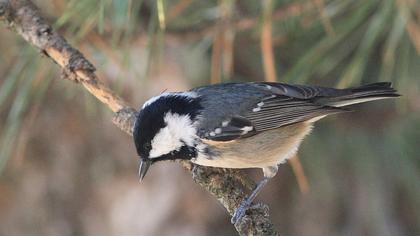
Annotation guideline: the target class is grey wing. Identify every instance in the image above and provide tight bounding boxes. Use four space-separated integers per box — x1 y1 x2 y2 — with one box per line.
243 94 345 131
200 115 257 141
192 82 348 141
256 82 351 99
192 83 261 141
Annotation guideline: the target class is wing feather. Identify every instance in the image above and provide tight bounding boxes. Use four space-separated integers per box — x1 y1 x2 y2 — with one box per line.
201 116 256 141
196 82 349 141
245 95 346 131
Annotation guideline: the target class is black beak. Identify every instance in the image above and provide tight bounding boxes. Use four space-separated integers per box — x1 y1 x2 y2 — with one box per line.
138 159 151 182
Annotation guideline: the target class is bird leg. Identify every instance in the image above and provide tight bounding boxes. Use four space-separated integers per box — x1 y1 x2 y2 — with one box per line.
231 177 270 224
231 166 278 224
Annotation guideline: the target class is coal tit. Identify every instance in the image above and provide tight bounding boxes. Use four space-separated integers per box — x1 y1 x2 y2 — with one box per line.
133 82 399 223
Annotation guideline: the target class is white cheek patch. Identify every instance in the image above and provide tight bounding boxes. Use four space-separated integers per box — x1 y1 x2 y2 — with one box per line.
149 112 197 158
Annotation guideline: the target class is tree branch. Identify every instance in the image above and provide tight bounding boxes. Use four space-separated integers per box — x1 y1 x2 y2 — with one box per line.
0 0 278 235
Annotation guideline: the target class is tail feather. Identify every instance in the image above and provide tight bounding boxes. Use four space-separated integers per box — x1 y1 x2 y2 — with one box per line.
320 82 400 107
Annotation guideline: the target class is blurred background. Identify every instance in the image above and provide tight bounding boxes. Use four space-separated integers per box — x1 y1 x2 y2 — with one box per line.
0 0 419 235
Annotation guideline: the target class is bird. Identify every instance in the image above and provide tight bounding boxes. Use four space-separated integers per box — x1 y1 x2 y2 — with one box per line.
132 81 399 224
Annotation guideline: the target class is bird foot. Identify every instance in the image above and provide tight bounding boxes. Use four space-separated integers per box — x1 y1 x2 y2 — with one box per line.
231 177 270 224
231 197 252 224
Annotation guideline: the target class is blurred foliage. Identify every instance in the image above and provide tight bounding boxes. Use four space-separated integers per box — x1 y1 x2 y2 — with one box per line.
0 0 419 235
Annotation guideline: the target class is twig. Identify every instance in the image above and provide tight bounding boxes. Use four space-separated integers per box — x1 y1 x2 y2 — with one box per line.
289 155 310 194
260 0 310 195
0 0 278 235
211 23 223 84
395 0 420 55
405 18 420 54
167 0 192 20
221 0 235 80
312 0 336 37
211 0 235 83
261 0 277 83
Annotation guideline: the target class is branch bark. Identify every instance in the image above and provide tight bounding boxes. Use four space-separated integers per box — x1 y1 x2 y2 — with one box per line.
0 0 279 235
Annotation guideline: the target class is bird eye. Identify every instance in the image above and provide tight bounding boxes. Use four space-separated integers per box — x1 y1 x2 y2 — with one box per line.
143 143 151 150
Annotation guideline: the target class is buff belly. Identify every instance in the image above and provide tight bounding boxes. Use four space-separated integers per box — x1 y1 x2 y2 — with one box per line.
192 122 313 169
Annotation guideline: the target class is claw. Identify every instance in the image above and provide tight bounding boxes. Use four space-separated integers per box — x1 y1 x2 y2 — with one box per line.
230 203 249 225
231 198 251 224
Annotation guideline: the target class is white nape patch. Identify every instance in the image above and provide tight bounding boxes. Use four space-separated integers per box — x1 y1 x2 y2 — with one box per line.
149 112 197 158
142 92 170 109
240 126 253 135
215 128 222 134
222 121 229 127
142 91 198 109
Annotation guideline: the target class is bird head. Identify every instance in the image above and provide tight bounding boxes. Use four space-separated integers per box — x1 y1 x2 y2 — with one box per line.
133 92 202 180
